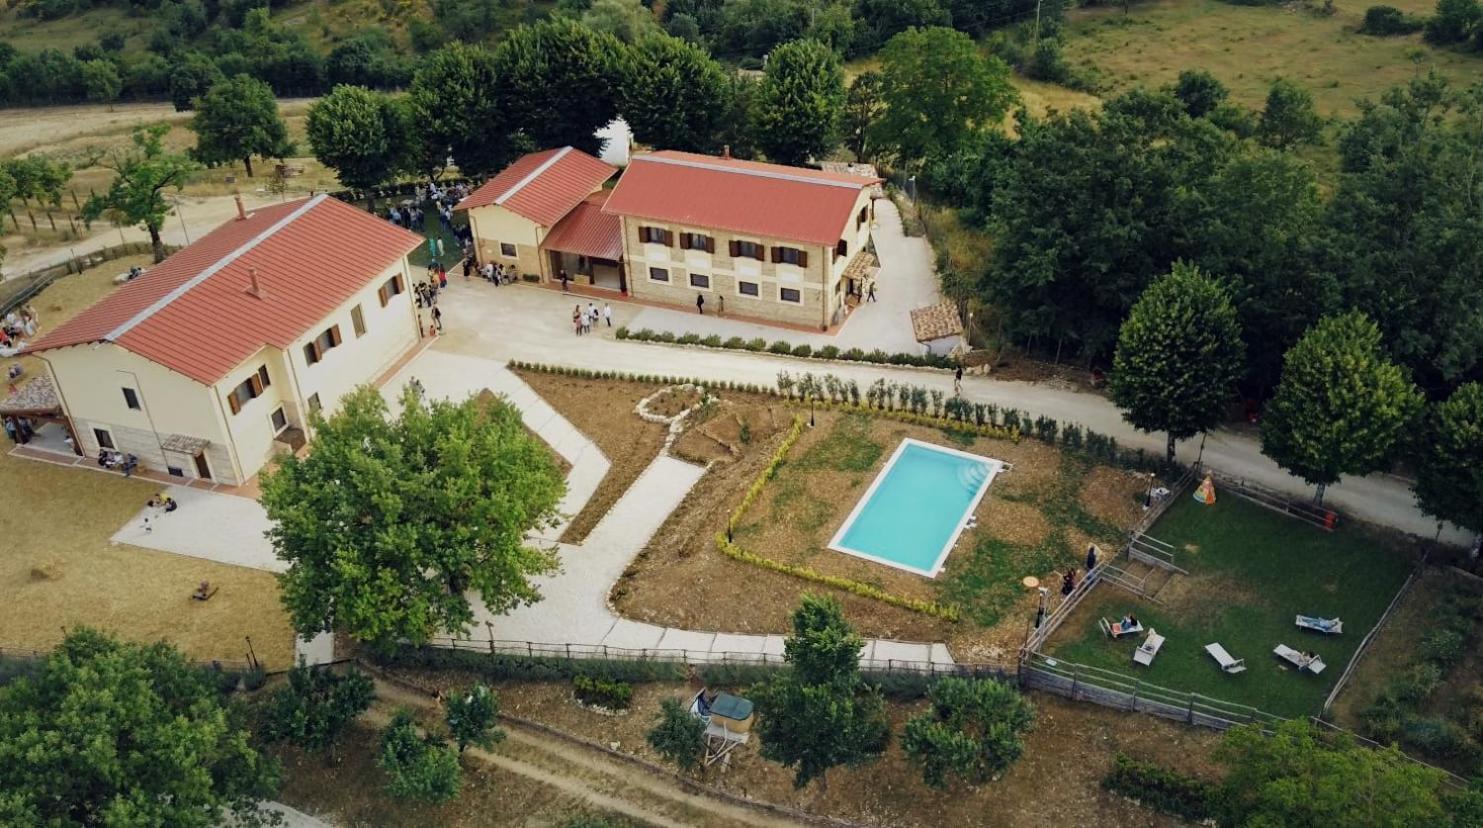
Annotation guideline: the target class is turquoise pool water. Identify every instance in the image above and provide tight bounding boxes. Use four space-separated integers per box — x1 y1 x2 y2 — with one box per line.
828 439 1000 578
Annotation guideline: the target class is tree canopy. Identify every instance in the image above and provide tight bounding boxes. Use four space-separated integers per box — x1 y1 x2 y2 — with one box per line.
257 662 375 753
0 628 280 827
1171 68 1228 118
1258 77 1324 149
1413 382 1483 535
1217 720 1453 827
191 74 292 177
444 683 504 753
408 42 508 176
491 17 625 157
377 709 462 803
82 123 200 262
1110 263 1246 462
902 677 1035 789
261 386 565 649
753 39 845 166
754 594 890 788
1260 312 1423 504
647 696 707 772
869 26 1018 166
306 84 408 194
620 33 732 153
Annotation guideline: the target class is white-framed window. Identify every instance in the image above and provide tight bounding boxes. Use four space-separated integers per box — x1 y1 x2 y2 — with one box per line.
499 242 517 258
270 406 288 434
226 365 271 414
772 246 807 267
304 326 341 366
737 280 759 297
680 232 713 252
649 267 670 283
730 240 764 261
779 287 802 304
689 273 710 289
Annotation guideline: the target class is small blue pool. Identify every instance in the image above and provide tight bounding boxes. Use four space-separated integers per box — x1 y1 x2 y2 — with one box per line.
828 439 1001 578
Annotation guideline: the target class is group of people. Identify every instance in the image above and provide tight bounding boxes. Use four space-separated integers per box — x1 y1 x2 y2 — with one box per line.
1 305 39 352
98 448 139 477
572 302 613 335
2 416 35 444
467 258 515 285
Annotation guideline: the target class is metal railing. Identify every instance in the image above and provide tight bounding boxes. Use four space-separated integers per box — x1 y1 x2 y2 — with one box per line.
1127 532 1186 574
1 241 172 315
1023 565 1104 653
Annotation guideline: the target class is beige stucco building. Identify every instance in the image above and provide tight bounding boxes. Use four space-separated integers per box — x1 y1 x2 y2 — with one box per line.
22 195 424 486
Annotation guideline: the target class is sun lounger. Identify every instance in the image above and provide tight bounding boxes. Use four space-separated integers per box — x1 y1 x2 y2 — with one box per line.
1296 615 1342 635
1099 617 1145 639
1273 643 1325 674
1204 642 1247 674
1133 629 1165 666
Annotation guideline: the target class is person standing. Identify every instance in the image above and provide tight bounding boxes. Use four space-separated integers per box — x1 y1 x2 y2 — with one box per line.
696 293 705 314
602 303 613 327
954 364 963 394
560 269 570 292
1085 544 1098 572
432 305 443 332
573 306 583 336
867 282 877 303
718 295 725 316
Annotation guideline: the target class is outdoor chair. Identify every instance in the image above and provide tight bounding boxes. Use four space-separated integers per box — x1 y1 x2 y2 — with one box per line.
1133 629 1165 666
1273 643 1325 674
1204 642 1247 674
1295 615 1342 635
1099 617 1144 639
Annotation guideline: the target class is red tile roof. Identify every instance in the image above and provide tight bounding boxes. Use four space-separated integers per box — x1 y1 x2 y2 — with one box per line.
26 195 423 385
454 147 617 226
540 192 624 262
601 151 882 248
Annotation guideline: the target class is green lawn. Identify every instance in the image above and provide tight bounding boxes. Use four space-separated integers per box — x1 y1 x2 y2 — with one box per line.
1049 494 1414 718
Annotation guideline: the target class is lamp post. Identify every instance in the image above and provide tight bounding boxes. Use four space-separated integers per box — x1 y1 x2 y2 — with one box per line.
173 197 190 246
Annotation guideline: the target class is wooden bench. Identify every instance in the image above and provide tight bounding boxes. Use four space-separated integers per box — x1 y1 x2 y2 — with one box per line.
1133 629 1165 666
1204 642 1247 673
1274 643 1326 674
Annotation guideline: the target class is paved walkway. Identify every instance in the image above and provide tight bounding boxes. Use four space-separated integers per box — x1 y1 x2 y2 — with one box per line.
627 200 940 355
431 279 1471 545
112 484 281 572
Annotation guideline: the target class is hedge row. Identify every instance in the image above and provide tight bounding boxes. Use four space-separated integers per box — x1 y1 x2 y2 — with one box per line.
615 326 957 370
507 361 774 397
726 415 806 532
371 644 689 683
572 675 634 710
1101 753 1220 822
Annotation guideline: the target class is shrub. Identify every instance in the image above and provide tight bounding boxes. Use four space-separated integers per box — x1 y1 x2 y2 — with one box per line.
377 709 462 803
1102 754 1219 822
744 337 767 351
1398 663 1444 703
258 664 376 752
1403 716 1474 760
1420 628 1468 667
573 675 634 710
792 343 813 358
242 666 267 691
678 333 701 345
724 336 748 349
1360 4 1424 33
615 326 630 339
444 683 504 753
647 697 706 772
841 347 866 361
655 331 677 343
903 677 1036 788
211 667 241 695
701 334 723 347
768 339 794 354
817 345 840 359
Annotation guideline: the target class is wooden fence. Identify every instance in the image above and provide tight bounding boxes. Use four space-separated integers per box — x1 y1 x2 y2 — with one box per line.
1321 566 1421 715
1 241 172 316
0 643 255 679
1208 468 1338 531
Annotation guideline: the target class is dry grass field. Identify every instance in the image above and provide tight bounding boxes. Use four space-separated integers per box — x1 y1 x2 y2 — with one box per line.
1064 0 1480 116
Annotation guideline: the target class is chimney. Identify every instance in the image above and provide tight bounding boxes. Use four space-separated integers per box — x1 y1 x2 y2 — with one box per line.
245 266 266 299
234 195 247 221
721 145 731 160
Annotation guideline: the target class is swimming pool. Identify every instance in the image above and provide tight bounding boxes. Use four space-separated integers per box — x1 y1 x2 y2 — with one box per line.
828 438 1003 578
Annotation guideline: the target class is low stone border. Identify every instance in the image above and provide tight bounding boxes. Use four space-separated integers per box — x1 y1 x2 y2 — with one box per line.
633 383 714 454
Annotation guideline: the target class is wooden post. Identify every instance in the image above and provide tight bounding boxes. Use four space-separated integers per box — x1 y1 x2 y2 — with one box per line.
1070 664 1080 698
1187 694 1196 725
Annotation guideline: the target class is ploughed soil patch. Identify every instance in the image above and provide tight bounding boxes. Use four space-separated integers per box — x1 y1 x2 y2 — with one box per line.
515 370 669 543
643 385 702 418
614 407 1142 663
388 666 1221 828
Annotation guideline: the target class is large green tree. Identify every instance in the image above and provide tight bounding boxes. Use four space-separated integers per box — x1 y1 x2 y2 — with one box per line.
647 697 707 772
753 38 845 166
841 70 884 161
0 628 280 826
306 84 408 196
1325 74 1483 394
1170 68 1228 118
491 18 625 157
261 386 565 649
1110 263 1245 463
1260 312 1423 505
408 43 509 176
257 663 375 753
1217 720 1452 827
1413 382 1483 536
620 32 732 153
377 709 462 803
191 74 293 177
444 683 504 753
80 58 121 107
754 595 890 788
901 677 1035 789
1258 77 1323 149
82 123 200 262
868 26 1017 166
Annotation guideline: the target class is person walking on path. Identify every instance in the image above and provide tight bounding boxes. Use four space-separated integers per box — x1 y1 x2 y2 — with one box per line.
432 305 443 332
603 303 613 327
1085 544 1098 572
696 293 705 314
954 364 963 394
560 269 570 292
867 282 877 302
718 295 725 316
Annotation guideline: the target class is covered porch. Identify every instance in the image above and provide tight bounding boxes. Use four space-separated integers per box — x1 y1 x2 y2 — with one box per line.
0 375 78 456
540 193 626 293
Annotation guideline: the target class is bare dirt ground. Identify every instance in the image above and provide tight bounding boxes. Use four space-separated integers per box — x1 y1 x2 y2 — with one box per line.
385 666 1222 828
0 257 294 666
515 370 669 543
